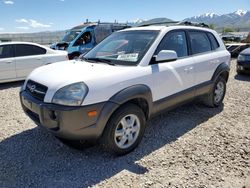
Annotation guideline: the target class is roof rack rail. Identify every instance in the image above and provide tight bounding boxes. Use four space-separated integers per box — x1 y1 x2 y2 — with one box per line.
138 21 179 27
177 21 209 28
137 21 210 28
97 22 129 26
72 21 130 30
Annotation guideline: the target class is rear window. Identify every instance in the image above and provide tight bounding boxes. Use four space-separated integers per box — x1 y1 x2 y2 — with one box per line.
207 33 220 50
189 31 212 55
15 44 46 57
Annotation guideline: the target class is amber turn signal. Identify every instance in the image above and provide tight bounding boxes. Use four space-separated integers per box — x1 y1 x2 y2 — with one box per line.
87 110 97 117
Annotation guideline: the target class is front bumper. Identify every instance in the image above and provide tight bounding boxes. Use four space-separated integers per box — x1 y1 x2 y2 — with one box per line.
237 60 250 73
20 91 119 140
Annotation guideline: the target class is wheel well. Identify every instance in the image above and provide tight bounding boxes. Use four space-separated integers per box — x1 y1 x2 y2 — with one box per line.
120 98 149 120
69 52 80 59
220 71 229 82
100 98 150 140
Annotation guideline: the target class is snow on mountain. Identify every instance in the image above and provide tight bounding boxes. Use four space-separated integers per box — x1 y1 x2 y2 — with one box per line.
132 18 147 24
195 13 220 19
130 10 250 31
184 10 250 30
234 9 247 16
131 18 174 26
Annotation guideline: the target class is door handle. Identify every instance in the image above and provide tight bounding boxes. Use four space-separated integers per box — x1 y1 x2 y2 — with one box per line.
5 61 13 64
36 57 42 60
210 60 219 64
184 66 193 72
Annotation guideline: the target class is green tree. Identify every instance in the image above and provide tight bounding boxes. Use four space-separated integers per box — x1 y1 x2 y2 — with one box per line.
209 24 215 30
222 27 235 33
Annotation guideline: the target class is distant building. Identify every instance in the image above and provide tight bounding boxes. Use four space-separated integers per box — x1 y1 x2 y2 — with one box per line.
0 31 65 45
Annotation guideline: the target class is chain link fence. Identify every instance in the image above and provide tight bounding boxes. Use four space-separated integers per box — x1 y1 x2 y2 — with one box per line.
0 31 65 45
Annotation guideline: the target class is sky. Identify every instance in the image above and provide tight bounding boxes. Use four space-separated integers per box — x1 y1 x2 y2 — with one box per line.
0 0 250 33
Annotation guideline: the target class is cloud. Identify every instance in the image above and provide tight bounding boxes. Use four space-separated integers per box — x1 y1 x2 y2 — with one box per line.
16 26 29 30
3 0 14 4
28 19 51 28
16 18 29 23
15 18 51 28
0 28 4 31
60 0 65 2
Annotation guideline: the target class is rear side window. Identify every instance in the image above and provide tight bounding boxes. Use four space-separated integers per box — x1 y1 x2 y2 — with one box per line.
207 33 220 50
155 31 188 58
0 45 14 58
15 44 46 57
189 31 212 54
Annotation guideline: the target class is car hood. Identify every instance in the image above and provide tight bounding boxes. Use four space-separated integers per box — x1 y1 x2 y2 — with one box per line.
26 60 135 87
241 47 250 55
24 60 147 103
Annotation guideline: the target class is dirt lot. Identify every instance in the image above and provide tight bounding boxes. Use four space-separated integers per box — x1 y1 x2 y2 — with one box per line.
0 60 249 188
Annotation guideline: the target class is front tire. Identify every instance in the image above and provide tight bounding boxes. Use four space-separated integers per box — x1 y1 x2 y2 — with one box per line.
203 76 227 107
101 103 146 155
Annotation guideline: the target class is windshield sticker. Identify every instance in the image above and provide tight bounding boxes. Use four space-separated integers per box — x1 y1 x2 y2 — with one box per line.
117 53 139 62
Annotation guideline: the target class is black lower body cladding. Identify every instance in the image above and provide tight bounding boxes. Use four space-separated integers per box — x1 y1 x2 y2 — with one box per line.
20 91 119 140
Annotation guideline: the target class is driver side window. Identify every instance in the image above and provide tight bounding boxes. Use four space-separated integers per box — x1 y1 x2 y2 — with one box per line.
155 31 188 58
74 32 92 46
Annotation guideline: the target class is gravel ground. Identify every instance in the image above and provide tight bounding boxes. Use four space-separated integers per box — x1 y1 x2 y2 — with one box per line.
0 59 249 188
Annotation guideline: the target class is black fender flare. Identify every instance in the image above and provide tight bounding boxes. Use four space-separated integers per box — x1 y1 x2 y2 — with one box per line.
96 85 153 139
211 63 230 82
109 84 153 119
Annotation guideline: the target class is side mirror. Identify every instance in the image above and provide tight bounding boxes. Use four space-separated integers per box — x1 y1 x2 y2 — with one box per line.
155 50 177 62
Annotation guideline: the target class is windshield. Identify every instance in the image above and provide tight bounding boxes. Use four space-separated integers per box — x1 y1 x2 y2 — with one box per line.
84 30 159 66
62 30 81 42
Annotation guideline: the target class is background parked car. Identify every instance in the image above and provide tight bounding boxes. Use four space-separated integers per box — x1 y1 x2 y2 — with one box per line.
226 43 250 58
237 47 250 74
0 42 68 83
50 22 130 59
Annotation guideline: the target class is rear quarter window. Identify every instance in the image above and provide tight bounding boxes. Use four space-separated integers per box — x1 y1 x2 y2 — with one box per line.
207 33 220 50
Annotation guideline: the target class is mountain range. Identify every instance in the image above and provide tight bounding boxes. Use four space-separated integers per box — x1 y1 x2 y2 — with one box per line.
184 9 250 31
134 10 250 31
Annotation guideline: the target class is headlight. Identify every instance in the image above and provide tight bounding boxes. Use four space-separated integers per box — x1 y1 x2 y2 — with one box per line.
238 54 245 61
52 82 88 106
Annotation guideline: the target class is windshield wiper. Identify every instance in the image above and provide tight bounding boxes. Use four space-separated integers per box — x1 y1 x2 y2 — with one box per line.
83 57 116 66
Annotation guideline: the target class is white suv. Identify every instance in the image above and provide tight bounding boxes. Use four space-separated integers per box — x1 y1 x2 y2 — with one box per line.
20 25 231 155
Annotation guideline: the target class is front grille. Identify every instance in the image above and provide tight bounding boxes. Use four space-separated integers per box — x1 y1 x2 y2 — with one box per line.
26 80 48 101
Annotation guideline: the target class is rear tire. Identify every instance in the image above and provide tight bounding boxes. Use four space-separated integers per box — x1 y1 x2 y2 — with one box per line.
101 103 146 155
203 76 226 108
